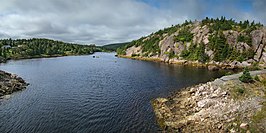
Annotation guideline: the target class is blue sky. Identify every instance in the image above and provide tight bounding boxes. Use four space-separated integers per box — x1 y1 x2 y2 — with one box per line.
141 0 264 23
0 0 265 45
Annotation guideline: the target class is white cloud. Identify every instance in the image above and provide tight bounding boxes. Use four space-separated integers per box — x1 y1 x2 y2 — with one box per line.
0 0 265 45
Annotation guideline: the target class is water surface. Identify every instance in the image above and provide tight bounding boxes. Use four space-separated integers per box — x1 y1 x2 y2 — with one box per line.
0 52 225 132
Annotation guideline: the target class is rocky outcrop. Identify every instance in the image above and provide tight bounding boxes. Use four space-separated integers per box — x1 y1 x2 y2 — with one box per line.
121 19 266 70
252 29 266 62
153 70 266 132
125 46 142 56
0 70 29 99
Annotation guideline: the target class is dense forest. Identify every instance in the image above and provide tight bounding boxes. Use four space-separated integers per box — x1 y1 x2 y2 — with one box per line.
117 16 264 64
0 38 102 62
102 42 129 51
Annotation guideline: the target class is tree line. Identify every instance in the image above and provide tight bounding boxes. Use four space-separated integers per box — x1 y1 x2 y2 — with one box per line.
0 38 101 61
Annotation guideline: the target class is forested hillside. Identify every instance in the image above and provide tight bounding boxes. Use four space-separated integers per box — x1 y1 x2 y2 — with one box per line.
103 42 129 51
117 17 265 69
0 38 101 62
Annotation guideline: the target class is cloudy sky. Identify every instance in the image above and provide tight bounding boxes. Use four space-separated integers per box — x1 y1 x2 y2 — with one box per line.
0 0 265 45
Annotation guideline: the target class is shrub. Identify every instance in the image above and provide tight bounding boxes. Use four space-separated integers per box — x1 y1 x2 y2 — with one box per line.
239 67 253 83
180 49 190 58
237 88 245 94
131 53 139 57
237 35 252 46
254 75 260 81
116 48 126 55
174 27 193 42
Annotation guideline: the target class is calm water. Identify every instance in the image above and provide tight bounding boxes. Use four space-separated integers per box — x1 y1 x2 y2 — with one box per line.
0 52 225 133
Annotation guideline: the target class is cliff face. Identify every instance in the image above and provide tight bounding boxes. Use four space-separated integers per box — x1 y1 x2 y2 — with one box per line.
118 18 266 69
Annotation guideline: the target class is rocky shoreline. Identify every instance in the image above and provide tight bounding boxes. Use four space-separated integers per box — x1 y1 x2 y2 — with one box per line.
153 70 266 132
119 55 260 70
0 70 29 99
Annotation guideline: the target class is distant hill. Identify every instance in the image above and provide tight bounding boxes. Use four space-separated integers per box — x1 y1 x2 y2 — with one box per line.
117 17 266 69
102 42 129 51
0 38 102 62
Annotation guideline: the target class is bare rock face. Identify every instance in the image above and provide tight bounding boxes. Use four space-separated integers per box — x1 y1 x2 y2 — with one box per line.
251 30 264 50
252 29 266 62
192 25 209 44
125 46 142 56
235 42 250 53
205 49 214 58
159 35 175 57
223 30 238 46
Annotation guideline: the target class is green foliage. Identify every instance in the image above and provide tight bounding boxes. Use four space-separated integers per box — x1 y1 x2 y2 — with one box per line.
180 49 190 57
254 75 260 81
208 32 254 62
131 53 140 57
0 38 97 60
237 87 245 94
180 43 209 62
208 32 231 61
181 20 193 26
141 36 161 56
154 25 180 36
116 35 161 56
165 51 177 59
103 42 129 51
250 62 260 70
202 16 263 32
174 27 193 42
118 16 263 63
208 16 234 31
237 35 252 46
239 68 253 83
116 47 126 55
237 35 245 42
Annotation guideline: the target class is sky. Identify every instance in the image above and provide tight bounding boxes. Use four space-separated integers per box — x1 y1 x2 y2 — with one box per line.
0 0 265 45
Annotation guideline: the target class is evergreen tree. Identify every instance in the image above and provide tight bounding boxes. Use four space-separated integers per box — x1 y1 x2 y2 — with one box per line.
239 67 253 83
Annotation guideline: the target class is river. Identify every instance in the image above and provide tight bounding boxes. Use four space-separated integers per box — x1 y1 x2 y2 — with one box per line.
0 52 225 132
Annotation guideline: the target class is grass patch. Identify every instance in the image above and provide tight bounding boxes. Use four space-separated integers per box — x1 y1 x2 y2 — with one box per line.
230 86 246 100
252 101 266 122
254 75 260 81
249 101 266 133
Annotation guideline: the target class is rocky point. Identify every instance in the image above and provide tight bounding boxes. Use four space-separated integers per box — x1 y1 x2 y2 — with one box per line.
0 70 29 99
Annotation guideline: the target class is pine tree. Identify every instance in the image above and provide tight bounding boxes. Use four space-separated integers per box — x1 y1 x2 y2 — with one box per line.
239 67 253 83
